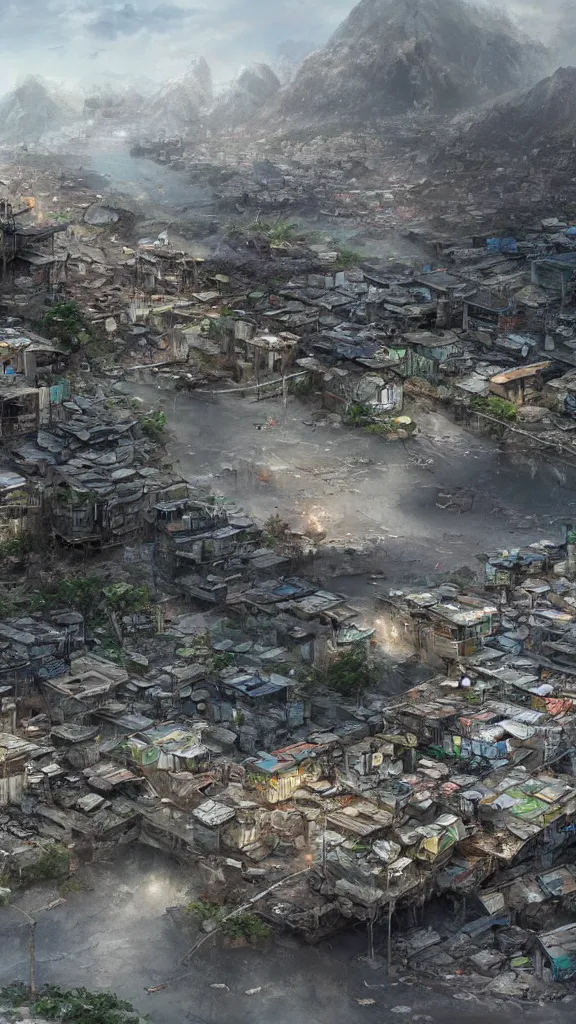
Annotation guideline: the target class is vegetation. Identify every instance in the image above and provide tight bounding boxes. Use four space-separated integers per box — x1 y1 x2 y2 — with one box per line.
184 899 270 944
42 302 92 352
19 845 70 887
323 648 374 698
364 419 417 437
0 536 34 558
59 878 82 896
246 219 301 244
334 246 362 269
210 651 235 671
364 422 394 436
140 409 167 442
0 984 141 1024
27 577 149 632
344 402 373 426
222 913 270 943
289 374 315 398
471 395 517 422
263 513 291 539
298 648 375 699
29 576 103 617
262 512 292 548
101 583 149 615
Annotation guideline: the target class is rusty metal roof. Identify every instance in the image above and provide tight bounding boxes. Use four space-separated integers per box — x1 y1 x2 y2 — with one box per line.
490 361 551 384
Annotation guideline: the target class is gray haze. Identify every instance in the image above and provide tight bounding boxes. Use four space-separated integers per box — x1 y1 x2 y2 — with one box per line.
0 0 572 97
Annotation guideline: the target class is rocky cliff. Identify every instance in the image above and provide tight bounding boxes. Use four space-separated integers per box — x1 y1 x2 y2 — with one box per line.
210 64 281 130
275 0 549 123
144 57 213 135
436 65 576 160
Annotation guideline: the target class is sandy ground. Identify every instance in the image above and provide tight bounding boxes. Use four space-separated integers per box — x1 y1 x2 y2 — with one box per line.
0 847 573 1024
130 376 576 589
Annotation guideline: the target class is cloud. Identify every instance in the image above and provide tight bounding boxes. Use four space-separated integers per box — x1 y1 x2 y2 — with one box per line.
87 2 197 39
0 0 570 97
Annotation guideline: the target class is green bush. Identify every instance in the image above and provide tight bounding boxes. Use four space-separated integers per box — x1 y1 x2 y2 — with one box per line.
289 374 314 398
245 219 300 243
184 901 270 943
102 583 149 614
0 984 139 1024
345 402 373 426
0 536 33 558
263 513 290 539
42 302 91 352
222 913 270 943
29 578 148 628
471 395 517 422
211 651 234 671
322 648 374 698
32 576 102 617
140 409 167 441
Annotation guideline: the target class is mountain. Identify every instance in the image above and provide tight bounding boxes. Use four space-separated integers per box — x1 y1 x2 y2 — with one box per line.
83 83 146 121
437 65 576 158
210 64 281 130
275 0 549 123
144 58 213 135
276 41 317 85
0 76 74 143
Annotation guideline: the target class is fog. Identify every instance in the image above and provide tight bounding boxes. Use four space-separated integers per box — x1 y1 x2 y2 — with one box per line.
0 0 572 100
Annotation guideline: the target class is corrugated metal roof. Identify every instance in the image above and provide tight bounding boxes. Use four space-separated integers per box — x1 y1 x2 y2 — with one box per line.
192 799 236 827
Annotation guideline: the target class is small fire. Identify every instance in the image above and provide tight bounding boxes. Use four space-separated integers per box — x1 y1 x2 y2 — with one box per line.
304 853 314 863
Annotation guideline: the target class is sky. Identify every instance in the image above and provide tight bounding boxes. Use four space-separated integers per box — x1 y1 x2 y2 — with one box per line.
0 0 568 97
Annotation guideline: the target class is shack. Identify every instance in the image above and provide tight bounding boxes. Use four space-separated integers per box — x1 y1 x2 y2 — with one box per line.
538 922 576 980
401 331 461 382
489 362 551 406
0 733 41 805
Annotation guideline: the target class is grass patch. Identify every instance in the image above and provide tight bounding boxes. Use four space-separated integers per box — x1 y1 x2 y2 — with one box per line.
334 246 363 269
19 845 70 887
59 879 82 896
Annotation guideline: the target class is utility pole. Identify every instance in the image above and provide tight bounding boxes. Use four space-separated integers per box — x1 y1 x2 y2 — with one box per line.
567 524 576 579
12 905 37 998
387 899 394 974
